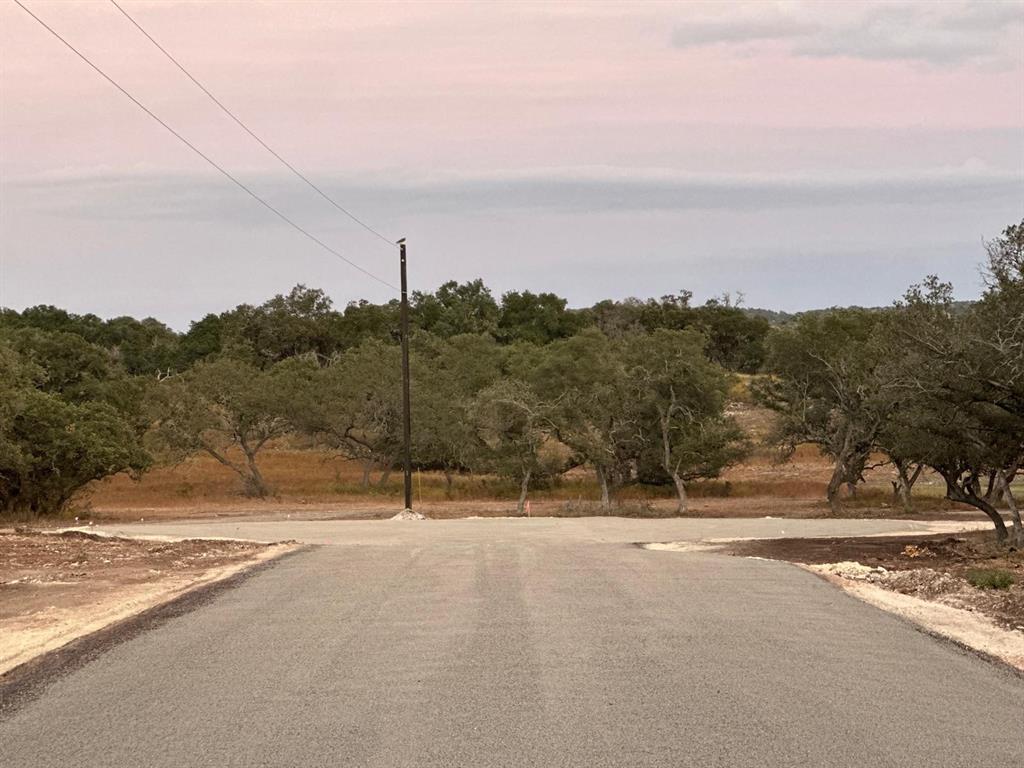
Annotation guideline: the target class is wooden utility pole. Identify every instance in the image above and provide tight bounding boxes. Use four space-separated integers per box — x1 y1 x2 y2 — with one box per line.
398 238 413 512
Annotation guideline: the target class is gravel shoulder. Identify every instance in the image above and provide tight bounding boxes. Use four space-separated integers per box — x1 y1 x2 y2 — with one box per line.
717 531 1024 671
0 529 297 676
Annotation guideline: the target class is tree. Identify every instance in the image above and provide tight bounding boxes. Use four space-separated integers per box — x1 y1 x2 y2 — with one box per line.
977 223 1024 543
3 395 150 516
0 304 105 341
469 379 554 514
984 220 1024 291
6 327 122 402
99 317 179 376
625 329 746 513
338 299 401 349
497 290 586 344
878 268 1023 543
690 301 769 373
585 293 768 373
1 306 181 376
147 358 296 497
290 340 404 487
0 334 149 516
412 280 499 338
587 298 645 338
412 334 503 494
178 313 225 367
756 309 887 514
218 285 347 368
529 329 636 508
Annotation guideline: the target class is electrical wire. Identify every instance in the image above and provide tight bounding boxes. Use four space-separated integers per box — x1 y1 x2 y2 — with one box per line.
12 0 399 292
109 0 396 249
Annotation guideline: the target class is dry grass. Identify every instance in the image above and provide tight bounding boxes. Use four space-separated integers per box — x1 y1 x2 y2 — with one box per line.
77 446 959 519
54 403 1010 522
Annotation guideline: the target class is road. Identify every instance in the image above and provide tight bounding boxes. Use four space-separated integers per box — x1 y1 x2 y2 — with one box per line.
2 517 1022 767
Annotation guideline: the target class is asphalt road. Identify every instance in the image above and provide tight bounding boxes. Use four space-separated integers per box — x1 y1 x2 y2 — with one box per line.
2 517 1022 767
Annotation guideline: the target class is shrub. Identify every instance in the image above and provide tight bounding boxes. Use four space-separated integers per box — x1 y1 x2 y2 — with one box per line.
965 569 1015 590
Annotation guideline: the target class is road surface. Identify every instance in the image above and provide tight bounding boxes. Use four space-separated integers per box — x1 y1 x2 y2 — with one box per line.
2 517 1022 767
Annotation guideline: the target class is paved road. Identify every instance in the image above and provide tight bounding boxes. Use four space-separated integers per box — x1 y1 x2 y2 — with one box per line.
2 518 1022 767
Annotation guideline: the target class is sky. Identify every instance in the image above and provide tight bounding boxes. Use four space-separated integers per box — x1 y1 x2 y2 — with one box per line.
1 0 1022 329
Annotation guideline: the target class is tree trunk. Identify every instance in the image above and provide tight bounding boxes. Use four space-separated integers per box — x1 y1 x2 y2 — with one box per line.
671 470 688 515
242 450 269 498
203 445 264 498
517 469 532 516
982 470 999 503
378 464 393 487
360 459 373 489
596 466 610 509
968 473 983 498
825 430 862 515
443 469 454 498
893 460 923 513
996 470 1023 547
826 462 845 516
657 407 687 515
943 470 1007 542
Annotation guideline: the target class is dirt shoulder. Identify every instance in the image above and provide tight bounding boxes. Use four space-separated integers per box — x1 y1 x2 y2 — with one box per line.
0 529 298 677
722 531 1024 670
74 495 997 524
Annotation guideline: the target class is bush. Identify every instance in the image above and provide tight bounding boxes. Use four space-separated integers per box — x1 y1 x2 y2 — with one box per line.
965 569 1015 590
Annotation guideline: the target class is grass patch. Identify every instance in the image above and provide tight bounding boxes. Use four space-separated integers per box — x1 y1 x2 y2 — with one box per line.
965 569 1015 590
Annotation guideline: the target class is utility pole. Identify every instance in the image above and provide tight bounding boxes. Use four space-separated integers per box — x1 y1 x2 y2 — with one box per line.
398 238 413 512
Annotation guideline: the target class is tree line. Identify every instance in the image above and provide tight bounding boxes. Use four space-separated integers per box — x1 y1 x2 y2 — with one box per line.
0 282 772 376
0 282 758 518
757 221 1023 544
1 221 1019 544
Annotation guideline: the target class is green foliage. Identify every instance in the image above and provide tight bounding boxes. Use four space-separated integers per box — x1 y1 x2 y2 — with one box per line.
413 280 499 337
338 299 400 349
0 280 776 377
623 329 748 511
95 316 179 375
0 304 105 340
285 340 404 486
587 293 769 372
216 285 348 368
528 329 636 504
412 334 504 488
0 331 149 516
468 378 560 512
965 569 1015 590
691 302 770 373
178 313 225 367
497 290 587 345
0 307 179 376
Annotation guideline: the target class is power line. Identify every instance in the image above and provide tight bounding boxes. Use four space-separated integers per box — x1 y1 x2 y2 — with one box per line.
109 0 396 249
13 0 399 292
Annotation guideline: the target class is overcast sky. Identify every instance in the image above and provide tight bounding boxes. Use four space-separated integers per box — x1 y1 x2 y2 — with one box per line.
1 1 1022 329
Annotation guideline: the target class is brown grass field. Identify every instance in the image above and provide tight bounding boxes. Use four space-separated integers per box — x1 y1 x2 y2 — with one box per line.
29 403 1013 524
77 449 986 524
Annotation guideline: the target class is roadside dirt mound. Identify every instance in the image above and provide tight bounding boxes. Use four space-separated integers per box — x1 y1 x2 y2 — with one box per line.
390 509 427 520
